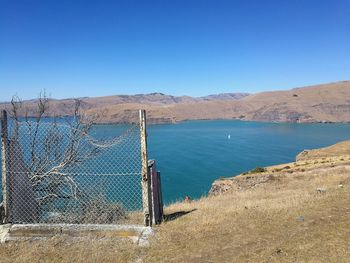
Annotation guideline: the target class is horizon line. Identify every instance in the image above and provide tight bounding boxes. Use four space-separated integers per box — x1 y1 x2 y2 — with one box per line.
1 79 349 103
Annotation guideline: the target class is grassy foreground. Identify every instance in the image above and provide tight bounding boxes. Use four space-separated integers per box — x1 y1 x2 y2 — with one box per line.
1 143 350 262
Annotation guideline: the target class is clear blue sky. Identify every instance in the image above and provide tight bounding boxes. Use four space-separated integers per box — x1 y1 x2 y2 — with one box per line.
0 0 349 101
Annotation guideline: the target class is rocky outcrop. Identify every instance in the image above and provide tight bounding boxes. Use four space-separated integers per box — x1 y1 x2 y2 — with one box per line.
209 174 272 196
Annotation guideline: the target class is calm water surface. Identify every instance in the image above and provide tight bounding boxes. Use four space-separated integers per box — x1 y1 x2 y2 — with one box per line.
146 120 350 203
1 120 350 204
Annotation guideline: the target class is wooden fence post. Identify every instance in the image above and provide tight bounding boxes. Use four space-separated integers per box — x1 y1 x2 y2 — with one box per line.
157 171 164 220
149 160 164 225
140 110 152 226
1 110 9 224
149 160 157 225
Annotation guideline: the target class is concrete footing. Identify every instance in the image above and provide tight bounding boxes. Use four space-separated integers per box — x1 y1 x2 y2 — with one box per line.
0 223 153 246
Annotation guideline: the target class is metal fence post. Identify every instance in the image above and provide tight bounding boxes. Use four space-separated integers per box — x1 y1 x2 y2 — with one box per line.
1 110 9 224
140 110 152 226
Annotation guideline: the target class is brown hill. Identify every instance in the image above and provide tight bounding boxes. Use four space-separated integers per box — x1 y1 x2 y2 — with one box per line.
240 80 350 122
86 80 350 123
1 81 349 123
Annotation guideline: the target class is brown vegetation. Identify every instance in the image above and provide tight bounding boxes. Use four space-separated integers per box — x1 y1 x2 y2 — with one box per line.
297 140 350 161
1 80 350 124
1 141 350 262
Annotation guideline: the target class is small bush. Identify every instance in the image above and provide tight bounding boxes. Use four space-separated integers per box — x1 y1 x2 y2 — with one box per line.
80 197 127 224
268 174 279 180
51 196 127 224
249 167 267 174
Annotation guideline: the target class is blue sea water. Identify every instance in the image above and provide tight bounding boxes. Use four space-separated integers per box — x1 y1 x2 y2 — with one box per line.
1 120 350 205
146 120 350 203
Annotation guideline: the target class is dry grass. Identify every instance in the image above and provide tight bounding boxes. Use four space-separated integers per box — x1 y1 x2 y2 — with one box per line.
1 157 350 262
0 236 140 263
296 140 350 161
145 164 350 262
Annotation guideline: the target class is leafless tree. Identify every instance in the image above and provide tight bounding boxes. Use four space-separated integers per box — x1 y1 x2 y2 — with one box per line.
8 93 101 222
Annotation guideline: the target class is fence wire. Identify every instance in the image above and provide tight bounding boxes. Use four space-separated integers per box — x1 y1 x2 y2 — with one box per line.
2 113 143 225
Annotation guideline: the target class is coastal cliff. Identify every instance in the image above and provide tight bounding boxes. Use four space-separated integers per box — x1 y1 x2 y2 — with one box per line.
209 140 350 196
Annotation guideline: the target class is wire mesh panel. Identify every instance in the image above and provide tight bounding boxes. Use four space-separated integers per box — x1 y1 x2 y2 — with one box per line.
3 112 143 225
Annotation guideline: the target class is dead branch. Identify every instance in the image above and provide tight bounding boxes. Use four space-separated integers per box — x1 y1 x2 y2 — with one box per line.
9 96 100 207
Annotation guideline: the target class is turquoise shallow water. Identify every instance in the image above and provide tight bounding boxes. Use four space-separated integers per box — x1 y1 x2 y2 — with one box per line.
1 120 350 205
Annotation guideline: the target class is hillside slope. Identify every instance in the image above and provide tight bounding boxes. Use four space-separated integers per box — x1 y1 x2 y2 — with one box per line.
297 140 350 161
240 80 350 122
86 80 350 123
1 81 349 123
1 141 350 262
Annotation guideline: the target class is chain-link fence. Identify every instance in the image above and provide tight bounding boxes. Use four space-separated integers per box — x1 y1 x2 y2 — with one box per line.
1 111 146 225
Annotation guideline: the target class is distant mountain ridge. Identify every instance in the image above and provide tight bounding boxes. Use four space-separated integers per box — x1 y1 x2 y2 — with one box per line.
81 92 250 105
200 93 250 101
0 92 249 106
0 92 250 117
1 81 349 124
